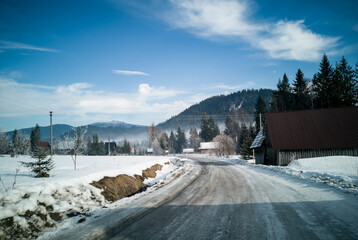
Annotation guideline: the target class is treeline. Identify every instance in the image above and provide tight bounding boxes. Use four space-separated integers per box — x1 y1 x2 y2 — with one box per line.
271 54 357 112
147 112 257 159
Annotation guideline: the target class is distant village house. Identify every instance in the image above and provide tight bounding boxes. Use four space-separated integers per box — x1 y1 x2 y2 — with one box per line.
199 142 219 154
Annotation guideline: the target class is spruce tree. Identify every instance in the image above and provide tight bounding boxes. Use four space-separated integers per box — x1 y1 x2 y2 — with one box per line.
12 129 19 155
238 123 249 153
224 115 239 141
292 69 310 110
175 127 186 153
199 113 211 142
168 131 176 154
274 73 293 111
254 95 266 132
120 139 131 154
313 54 334 108
335 56 356 106
30 124 41 153
21 145 54 178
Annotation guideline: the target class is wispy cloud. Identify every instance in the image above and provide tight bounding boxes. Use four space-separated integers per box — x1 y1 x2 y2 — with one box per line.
112 70 149 76
206 81 255 90
0 40 58 52
257 20 340 61
167 0 340 61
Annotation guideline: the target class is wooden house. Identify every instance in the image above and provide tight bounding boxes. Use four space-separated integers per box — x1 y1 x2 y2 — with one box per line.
199 142 218 154
251 107 358 166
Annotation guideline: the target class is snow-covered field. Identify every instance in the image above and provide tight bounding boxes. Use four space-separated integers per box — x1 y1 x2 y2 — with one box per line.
0 155 188 239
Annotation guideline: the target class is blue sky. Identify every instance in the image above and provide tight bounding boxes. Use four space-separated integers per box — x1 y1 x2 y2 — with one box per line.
0 0 357 131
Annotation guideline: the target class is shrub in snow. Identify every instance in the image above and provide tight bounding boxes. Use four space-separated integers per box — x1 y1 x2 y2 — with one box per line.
20 146 54 178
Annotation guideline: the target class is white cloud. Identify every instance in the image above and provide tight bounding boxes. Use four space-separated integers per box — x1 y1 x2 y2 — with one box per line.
0 78 186 120
257 20 340 61
0 40 58 52
112 70 149 76
169 0 263 38
167 0 340 61
138 83 182 99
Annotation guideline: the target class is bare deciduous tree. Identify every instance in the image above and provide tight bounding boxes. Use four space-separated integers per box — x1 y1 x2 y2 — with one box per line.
65 126 88 170
213 135 235 158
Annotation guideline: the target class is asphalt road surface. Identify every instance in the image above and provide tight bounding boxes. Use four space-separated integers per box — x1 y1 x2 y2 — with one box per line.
104 157 358 240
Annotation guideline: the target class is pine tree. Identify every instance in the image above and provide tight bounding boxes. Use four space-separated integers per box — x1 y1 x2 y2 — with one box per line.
335 56 356 106
254 95 266 132
208 117 220 140
274 73 293 111
120 139 131 154
292 69 311 110
199 113 211 142
238 123 249 153
30 124 41 153
200 113 219 142
224 115 239 141
240 136 253 160
21 145 54 178
159 132 169 151
313 54 334 108
12 129 20 155
168 131 176 154
175 127 186 153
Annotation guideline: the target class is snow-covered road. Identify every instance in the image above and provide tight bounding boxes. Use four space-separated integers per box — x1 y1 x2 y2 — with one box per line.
48 157 358 240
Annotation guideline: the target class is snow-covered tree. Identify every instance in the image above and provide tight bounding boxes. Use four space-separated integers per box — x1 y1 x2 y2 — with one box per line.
0 130 10 154
189 127 200 152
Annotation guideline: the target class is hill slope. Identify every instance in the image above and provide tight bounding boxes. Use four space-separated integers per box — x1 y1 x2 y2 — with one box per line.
157 89 273 130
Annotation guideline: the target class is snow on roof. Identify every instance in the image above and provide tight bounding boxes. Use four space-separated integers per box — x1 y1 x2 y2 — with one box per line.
183 148 194 153
250 128 265 149
199 142 218 150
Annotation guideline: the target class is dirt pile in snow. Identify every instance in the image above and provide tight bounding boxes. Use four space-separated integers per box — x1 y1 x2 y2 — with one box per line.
91 164 163 202
91 175 146 202
142 164 163 179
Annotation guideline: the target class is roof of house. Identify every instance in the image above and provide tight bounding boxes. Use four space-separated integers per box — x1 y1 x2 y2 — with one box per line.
183 148 195 153
199 142 218 150
265 107 358 150
250 128 265 149
39 142 50 148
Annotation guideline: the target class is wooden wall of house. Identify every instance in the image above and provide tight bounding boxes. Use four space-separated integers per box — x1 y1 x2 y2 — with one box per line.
278 148 358 166
254 146 265 164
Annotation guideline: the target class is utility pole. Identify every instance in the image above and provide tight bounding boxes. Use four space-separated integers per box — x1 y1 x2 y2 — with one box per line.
259 113 262 129
108 133 110 156
50 111 53 156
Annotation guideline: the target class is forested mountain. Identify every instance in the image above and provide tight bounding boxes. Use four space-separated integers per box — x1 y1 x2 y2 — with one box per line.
6 124 73 142
59 125 148 142
157 89 273 131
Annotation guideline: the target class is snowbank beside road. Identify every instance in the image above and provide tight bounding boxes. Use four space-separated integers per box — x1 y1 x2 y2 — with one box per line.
0 155 188 239
288 156 358 176
199 155 358 193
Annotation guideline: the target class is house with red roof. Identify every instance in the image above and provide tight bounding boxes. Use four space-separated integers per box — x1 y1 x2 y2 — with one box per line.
251 107 358 165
